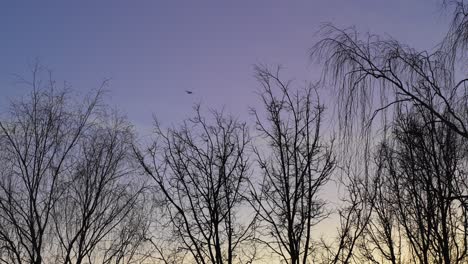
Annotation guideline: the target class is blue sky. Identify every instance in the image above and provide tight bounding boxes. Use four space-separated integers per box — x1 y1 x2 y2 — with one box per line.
0 0 449 134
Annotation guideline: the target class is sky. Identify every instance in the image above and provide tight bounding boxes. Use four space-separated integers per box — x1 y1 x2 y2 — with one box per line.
0 0 450 137
0 0 457 251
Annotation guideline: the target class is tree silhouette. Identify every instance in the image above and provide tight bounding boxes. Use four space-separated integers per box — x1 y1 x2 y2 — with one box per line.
0 66 148 264
249 66 335 264
135 106 257 264
311 1 468 263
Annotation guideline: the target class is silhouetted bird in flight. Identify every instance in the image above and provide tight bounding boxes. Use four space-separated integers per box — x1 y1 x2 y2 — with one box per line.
185 90 193 94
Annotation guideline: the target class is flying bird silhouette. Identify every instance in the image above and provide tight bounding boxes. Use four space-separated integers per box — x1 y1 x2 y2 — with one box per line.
185 90 193 94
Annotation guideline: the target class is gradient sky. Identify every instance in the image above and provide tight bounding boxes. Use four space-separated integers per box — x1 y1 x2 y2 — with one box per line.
0 0 457 251
0 0 449 135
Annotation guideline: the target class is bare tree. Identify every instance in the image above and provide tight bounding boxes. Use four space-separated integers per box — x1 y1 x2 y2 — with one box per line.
374 106 468 264
311 1 468 141
0 66 150 264
310 2 468 262
51 113 147 264
327 106 468 264
135 106 257 264
340 142 403 264
0 67 101 264
249 66 335 264
100 194 153 264
319 159 373 264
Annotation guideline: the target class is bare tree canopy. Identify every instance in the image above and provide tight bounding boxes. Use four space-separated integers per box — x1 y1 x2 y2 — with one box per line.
52 114 147 264
249 66 335 264
135 106 257 264
0 66 148 264
310 1 468 264
311 1 468 141
378 107 468 264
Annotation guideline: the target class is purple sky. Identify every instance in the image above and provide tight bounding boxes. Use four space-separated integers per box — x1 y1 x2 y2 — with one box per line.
0 0 449 134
